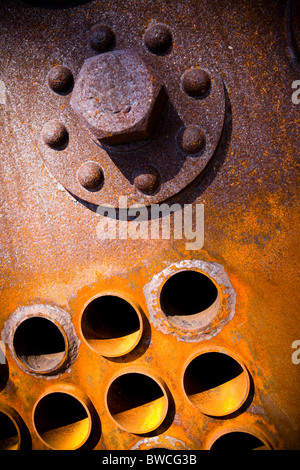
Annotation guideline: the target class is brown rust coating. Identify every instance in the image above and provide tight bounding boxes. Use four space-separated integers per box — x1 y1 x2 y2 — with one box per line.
77 161 104 191
47 65 73 95
0 0 299 451
179 125 206 155
143 23 173 55
133 166 160 195
181 68 211 98
88 24 115 53
41 119 68 149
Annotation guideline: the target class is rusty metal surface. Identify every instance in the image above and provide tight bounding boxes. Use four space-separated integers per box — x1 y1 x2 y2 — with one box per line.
0 0 299 451
33 33 225 207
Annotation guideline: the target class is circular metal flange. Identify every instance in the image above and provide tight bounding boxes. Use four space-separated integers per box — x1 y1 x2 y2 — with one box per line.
143 259 236 342
1 304 80 378
182 347 250 417
79 292 144 358
35 51 225 209
32 384 95 450
105 366 170 435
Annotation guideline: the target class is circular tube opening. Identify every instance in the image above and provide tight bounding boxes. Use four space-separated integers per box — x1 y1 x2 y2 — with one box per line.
33 392 91 450
160 270 220 330
13 317 66 373
81 295 143 357
106 372 169 434
0 411 20 450
183 351 250 417
210 431 271 450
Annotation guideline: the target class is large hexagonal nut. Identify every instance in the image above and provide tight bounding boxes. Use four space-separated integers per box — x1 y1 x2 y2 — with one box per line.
70 50 167 146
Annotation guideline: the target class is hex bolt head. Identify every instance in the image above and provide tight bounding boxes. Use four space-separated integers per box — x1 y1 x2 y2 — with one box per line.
70 50 167 146
182 68 211 98
143 23 172 54
134 166 160 195
48 65 73 94
77 161 104 191
41 120 68 149
179 125 206 154
89 24 115 52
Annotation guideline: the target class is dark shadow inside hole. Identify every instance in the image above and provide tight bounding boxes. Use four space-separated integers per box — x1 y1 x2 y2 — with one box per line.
210 432 266 450
34 393 88 434
160 271 218 317
0 412 18 445
81 296 140 341
48 131 69 151
13 317 65 360
107 373 164 415
184 353 244 395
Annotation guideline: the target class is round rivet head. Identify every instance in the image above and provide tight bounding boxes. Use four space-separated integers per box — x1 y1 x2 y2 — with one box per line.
179 125 206 154
77 161 104 191
143 24 172 54
89 24 115 52
48 65 73 94
182 68 211 98
134 166 160 195
41 120 68 150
